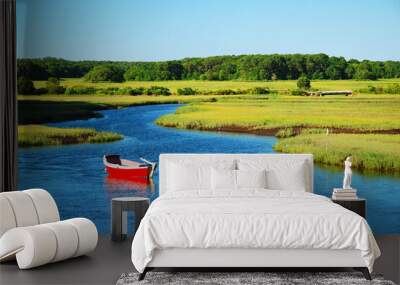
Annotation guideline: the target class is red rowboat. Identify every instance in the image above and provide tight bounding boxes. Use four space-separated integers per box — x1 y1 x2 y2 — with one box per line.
103 155 156 180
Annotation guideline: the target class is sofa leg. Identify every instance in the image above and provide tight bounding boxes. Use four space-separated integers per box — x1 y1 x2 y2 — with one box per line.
138 268 148 281
354 267 371 280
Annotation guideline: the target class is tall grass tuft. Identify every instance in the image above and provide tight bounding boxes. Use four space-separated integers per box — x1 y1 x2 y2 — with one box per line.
274 134 400 172
18 125 123 147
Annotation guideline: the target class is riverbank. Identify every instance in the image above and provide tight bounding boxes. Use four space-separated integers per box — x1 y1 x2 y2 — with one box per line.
18 125 123 147
274 133 400 172
18 94 241 124
18 80 400 169
22 78 400 124
155 95 400 172
18 94 244 147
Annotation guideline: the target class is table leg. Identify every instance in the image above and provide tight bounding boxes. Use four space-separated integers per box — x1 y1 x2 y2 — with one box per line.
134 202 149 235
122 210 127 239
111 201 123 242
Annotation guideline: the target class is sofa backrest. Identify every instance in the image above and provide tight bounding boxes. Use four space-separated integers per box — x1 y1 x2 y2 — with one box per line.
0 189 60 237
159 153 313 195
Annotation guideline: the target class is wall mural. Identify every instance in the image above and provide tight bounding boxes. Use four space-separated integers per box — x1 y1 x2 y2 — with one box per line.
17 0 400 234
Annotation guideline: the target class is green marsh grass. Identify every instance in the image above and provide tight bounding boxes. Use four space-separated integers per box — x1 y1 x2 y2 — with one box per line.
21 79 400 171
155 95 400 132
274 134 400 172
18 125 123 147
33 78 400 94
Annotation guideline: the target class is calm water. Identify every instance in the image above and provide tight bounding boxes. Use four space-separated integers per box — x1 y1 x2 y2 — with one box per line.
18 104 400 234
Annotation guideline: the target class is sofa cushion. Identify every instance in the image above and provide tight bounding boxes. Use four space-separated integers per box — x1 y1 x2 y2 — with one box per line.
0 191 39 227
0 218 97 269
0 197 17 237
24 189 60 224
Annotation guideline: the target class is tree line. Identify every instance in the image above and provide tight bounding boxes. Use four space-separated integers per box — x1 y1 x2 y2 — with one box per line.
17 54 400 82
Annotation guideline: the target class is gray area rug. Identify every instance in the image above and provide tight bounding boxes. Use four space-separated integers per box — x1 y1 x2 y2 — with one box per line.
117 272 395 285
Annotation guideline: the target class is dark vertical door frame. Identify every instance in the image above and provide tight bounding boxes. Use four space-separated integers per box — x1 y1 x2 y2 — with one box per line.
0 0 17 192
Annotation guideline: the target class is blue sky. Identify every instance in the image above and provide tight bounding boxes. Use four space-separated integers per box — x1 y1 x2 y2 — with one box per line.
17 0 400 61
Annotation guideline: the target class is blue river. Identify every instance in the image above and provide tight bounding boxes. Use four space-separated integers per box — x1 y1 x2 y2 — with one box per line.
18 104 400 234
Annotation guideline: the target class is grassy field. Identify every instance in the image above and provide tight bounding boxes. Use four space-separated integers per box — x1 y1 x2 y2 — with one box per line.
23 78 400 127
20 79 400 170
153 92 400 171
18 125 123 147
274 134 400 172
155 95 400 132
34 78 400 93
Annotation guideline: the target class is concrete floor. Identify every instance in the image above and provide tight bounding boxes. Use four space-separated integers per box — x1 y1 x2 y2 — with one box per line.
1 235 399 285
0 236 133 285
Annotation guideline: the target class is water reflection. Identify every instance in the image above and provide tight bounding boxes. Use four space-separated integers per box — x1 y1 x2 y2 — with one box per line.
104 176 155 193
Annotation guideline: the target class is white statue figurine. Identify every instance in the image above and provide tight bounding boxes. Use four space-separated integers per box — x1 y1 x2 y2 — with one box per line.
342 156 353 189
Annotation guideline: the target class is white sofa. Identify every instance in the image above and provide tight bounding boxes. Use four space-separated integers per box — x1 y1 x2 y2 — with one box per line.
0 189 98 269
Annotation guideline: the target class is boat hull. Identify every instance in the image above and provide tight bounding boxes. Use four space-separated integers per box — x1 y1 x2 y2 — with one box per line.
105 165 151 179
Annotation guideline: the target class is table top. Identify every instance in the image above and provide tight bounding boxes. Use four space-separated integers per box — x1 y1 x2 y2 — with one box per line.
112 197 149 202
331 197 366 202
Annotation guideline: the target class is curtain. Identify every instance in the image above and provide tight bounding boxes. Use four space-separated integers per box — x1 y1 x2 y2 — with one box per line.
0 0 17 192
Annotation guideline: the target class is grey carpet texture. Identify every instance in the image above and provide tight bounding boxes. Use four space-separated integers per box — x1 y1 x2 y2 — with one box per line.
117 272 395 285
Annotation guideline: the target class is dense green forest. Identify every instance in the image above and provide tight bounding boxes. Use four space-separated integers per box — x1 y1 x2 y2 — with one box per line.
17 54 400 82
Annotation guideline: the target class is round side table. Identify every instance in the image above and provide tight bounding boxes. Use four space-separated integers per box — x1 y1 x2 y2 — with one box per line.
111 197 149 242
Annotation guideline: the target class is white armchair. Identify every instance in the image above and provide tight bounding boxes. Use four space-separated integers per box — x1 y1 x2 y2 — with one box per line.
0 189 98 269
